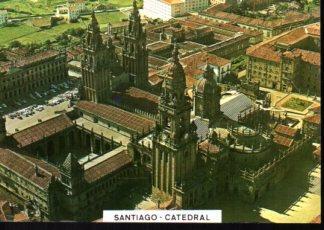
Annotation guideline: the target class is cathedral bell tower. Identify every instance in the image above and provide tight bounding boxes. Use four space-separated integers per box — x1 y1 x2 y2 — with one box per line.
122 0 148 88
81 12 112 103
152 43 198 196
194 64 222 123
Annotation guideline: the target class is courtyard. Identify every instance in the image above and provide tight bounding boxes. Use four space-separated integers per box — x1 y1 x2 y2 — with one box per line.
282 97 313 112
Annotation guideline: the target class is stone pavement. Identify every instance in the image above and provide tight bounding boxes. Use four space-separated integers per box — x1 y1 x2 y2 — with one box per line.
259 164 321 223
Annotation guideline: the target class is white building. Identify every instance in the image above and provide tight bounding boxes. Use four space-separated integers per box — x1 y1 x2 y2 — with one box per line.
67 0 86 13
55 1 82 22
143 0 210 21
0 10 8 27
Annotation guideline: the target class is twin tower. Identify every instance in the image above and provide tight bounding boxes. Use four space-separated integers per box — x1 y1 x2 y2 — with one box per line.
80 0 148 103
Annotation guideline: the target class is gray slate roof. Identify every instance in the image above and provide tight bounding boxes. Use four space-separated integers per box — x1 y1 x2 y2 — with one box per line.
193 118 209 141
221 94 253 121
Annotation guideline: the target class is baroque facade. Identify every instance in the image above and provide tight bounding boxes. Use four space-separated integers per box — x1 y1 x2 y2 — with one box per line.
122 1 149 89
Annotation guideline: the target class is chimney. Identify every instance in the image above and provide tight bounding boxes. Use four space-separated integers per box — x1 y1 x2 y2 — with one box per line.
35 165 40 177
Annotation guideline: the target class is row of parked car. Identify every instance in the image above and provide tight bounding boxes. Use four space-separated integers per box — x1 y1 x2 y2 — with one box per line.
48 88 78 106
8 104 45 120
6 81 78 120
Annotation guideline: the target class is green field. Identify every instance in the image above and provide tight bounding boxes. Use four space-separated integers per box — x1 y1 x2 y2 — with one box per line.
282 97 312 112
0 0 66 16
0 24 39 45
0 0 139 17
0 11 127 46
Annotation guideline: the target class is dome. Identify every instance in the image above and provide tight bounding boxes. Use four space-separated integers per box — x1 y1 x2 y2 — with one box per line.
163 43 186 93
195 64 218 94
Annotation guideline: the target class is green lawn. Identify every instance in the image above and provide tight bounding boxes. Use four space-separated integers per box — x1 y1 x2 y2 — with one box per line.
0 0 141 17
282 97 312 112
0 11 127 46
0 0 66 16
0 24 39 45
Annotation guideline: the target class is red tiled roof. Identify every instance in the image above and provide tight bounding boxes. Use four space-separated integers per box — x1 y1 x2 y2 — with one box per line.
0 50 61 73
203 8 312 29
276 28 308 45
306 24 320 37
185 15 262 37
310 105 320 114
247 44 281 63
148 73 164 86
292 49 320 67
275 124 298 137
207 53 230 66
0 148 54 189
273 134 294 148
112 87 159 114
304 114 320 125
199 139 220 155
76 101 155 133
84 150 132 183
12 114 74 148
23 154 61 178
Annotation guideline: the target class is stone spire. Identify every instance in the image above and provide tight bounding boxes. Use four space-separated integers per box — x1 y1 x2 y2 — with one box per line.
61 153 83 178
84 12 103 51
163 42 186 103
128 0 141 36
194 62 222 122
203 64 214 79
132 0 139 15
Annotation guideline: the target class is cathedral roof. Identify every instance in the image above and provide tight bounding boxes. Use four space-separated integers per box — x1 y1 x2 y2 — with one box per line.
76 101 155 133
112 86 159 114
220 93 253 122
84 150 132 183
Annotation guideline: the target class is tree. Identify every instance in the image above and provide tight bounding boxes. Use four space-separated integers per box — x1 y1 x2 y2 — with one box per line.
295 0 307 9
0 52 7 62
222 72 241 86
9 40 23 49
25 42 42 55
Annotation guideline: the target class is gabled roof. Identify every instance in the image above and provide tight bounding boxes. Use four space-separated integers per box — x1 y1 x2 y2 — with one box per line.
0 148 55 189
304 114 320 125
274 124 298 137
76 101 155 133
84 150 132 183
273 134 294 148
12 114 74 148
112 87 159 115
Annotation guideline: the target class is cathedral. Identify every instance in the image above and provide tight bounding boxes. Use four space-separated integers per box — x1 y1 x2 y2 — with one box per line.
0 0 316 221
